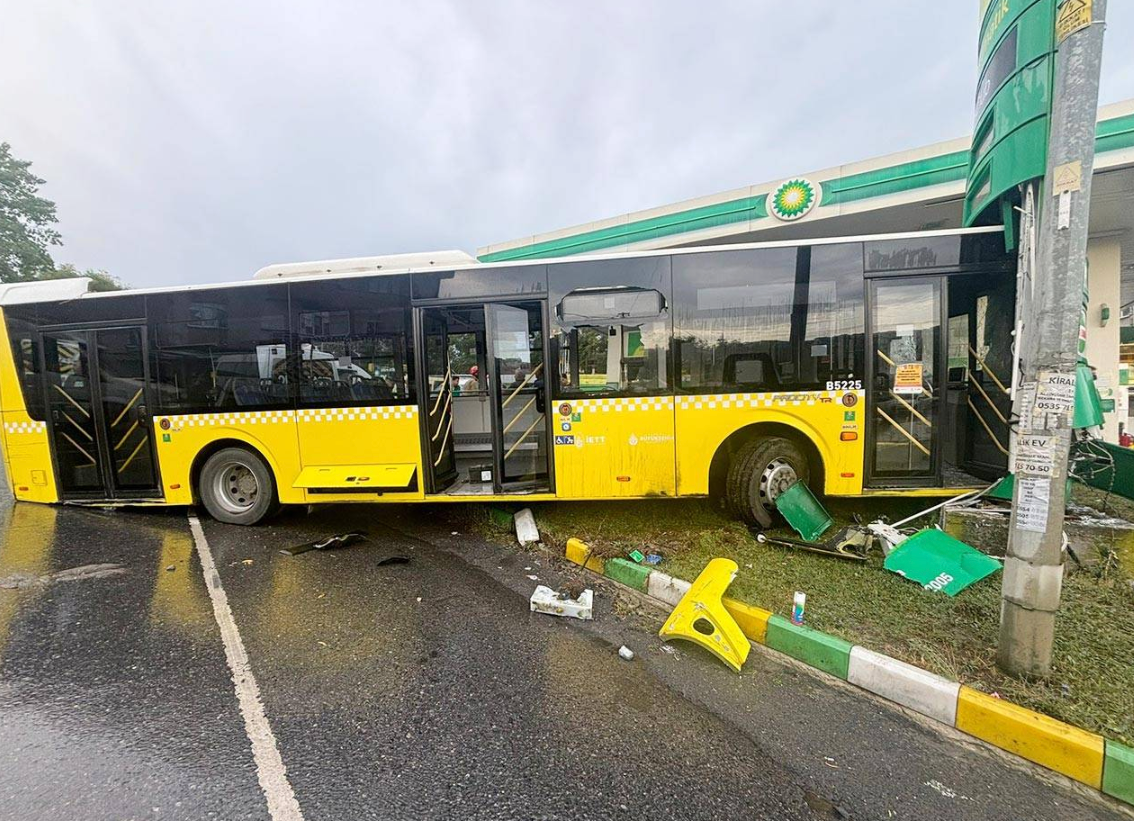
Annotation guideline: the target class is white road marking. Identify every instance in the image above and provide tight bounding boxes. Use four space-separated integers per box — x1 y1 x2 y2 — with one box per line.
188 514 305 821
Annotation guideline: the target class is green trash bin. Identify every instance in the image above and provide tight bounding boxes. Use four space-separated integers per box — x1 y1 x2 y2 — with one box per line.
775 483 834 542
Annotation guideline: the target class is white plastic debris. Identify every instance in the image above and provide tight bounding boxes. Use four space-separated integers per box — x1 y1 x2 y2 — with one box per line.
867 522 908 556
529 585 593 620
618 645 635 661
514 508 540 546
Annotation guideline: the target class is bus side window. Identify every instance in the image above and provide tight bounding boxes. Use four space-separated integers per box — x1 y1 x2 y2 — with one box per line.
672 244 864 394
147 287 292 413
549 257 672 397
3 309 46 420
290 276 413 408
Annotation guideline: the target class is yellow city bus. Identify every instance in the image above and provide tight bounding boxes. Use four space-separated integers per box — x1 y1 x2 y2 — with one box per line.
0 227 1015 525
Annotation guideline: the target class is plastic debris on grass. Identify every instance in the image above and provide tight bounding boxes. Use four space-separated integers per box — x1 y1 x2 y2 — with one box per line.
514 508 540 546
882 529 1001 596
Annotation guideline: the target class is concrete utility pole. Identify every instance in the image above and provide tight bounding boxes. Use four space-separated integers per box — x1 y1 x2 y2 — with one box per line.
998 0 1108 677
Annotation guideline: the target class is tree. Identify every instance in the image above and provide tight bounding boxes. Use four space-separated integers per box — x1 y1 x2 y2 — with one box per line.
45 263 125 292
0 142 61 283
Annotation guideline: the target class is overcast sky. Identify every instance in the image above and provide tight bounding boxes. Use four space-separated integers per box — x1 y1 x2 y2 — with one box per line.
2 1 1132 288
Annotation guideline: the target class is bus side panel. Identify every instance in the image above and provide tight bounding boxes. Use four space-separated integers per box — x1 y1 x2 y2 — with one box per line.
153 411 305 505
553 397 676 498
674 390 866 497
0 416 58 503
0 313 58 503
296 405 423 501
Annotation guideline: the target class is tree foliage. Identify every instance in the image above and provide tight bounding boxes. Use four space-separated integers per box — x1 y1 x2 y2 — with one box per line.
0 142 124 290
0 142 61 283
45 263 125 292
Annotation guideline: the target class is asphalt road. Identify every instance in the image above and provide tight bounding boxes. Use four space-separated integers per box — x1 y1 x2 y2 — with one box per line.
0 494 1126 821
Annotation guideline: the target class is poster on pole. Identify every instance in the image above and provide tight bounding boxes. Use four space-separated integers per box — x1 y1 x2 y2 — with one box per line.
1016 477 1052 533
1014 433 1055 477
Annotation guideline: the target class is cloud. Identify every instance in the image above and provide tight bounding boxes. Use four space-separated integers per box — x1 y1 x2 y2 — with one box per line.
1 0 1131 288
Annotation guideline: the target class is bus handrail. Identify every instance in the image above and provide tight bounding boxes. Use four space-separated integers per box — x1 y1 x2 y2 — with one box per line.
968 346 1009 395
967 397 1009 455
502 362 543 409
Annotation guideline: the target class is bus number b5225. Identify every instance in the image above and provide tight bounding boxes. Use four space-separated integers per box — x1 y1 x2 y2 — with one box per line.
825 380 862 392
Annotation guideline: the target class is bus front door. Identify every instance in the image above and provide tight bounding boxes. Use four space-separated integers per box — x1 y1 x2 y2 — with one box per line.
866 277 945 485
41 326 160 500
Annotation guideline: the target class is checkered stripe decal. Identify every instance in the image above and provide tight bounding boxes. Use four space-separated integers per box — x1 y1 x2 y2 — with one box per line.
564 392 857 412
298 406 418 422
677 391 853 410
3 420 47 435
158 406 419 427
569 397 674 413
161 410 295 427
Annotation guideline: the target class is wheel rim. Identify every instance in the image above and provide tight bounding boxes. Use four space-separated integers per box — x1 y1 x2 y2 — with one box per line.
213 461 259 515
758 458 798 512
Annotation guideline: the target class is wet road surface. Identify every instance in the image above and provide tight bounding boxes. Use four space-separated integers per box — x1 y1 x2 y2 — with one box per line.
0 496 1126 820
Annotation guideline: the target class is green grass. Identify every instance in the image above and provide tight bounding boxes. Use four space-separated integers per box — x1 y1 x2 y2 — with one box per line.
473 490 1134 746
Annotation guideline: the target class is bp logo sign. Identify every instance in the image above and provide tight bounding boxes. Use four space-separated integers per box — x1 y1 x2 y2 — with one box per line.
768 178 820 221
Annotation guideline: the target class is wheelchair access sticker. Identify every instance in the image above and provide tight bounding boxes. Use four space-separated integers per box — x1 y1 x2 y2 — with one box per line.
554 435 575 446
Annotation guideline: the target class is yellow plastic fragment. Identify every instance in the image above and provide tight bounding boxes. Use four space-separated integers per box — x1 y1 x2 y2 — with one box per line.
658 557 751 672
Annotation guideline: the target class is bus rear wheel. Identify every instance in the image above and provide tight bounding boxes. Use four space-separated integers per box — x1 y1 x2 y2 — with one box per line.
727 436 811 529
199 447 280 525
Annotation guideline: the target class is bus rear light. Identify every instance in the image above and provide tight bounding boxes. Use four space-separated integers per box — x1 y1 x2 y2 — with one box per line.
615 475 631 483
840 432 858 441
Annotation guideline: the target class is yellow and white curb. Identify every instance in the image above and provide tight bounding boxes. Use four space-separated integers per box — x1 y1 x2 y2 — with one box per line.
563 538 1134 808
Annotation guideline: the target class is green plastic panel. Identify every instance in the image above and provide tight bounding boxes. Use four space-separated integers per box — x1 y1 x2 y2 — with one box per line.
1078 441 1134 502
883 529 1002 596
765 615 852 680
1073 362 1105 429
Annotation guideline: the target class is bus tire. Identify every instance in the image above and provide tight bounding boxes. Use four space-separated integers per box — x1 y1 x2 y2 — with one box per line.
198 447 280 526
727 436 811 529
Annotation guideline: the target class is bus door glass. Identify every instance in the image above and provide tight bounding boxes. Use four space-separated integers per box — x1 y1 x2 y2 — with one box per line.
43 331 104 495
963 279 1014 477
485 302 549 489
867 277 944 484
96 327 159 494
419 309 457 491
41 326 159 499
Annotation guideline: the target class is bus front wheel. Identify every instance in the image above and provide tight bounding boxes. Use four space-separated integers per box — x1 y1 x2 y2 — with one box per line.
199 447 280 525
727 436 811 529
